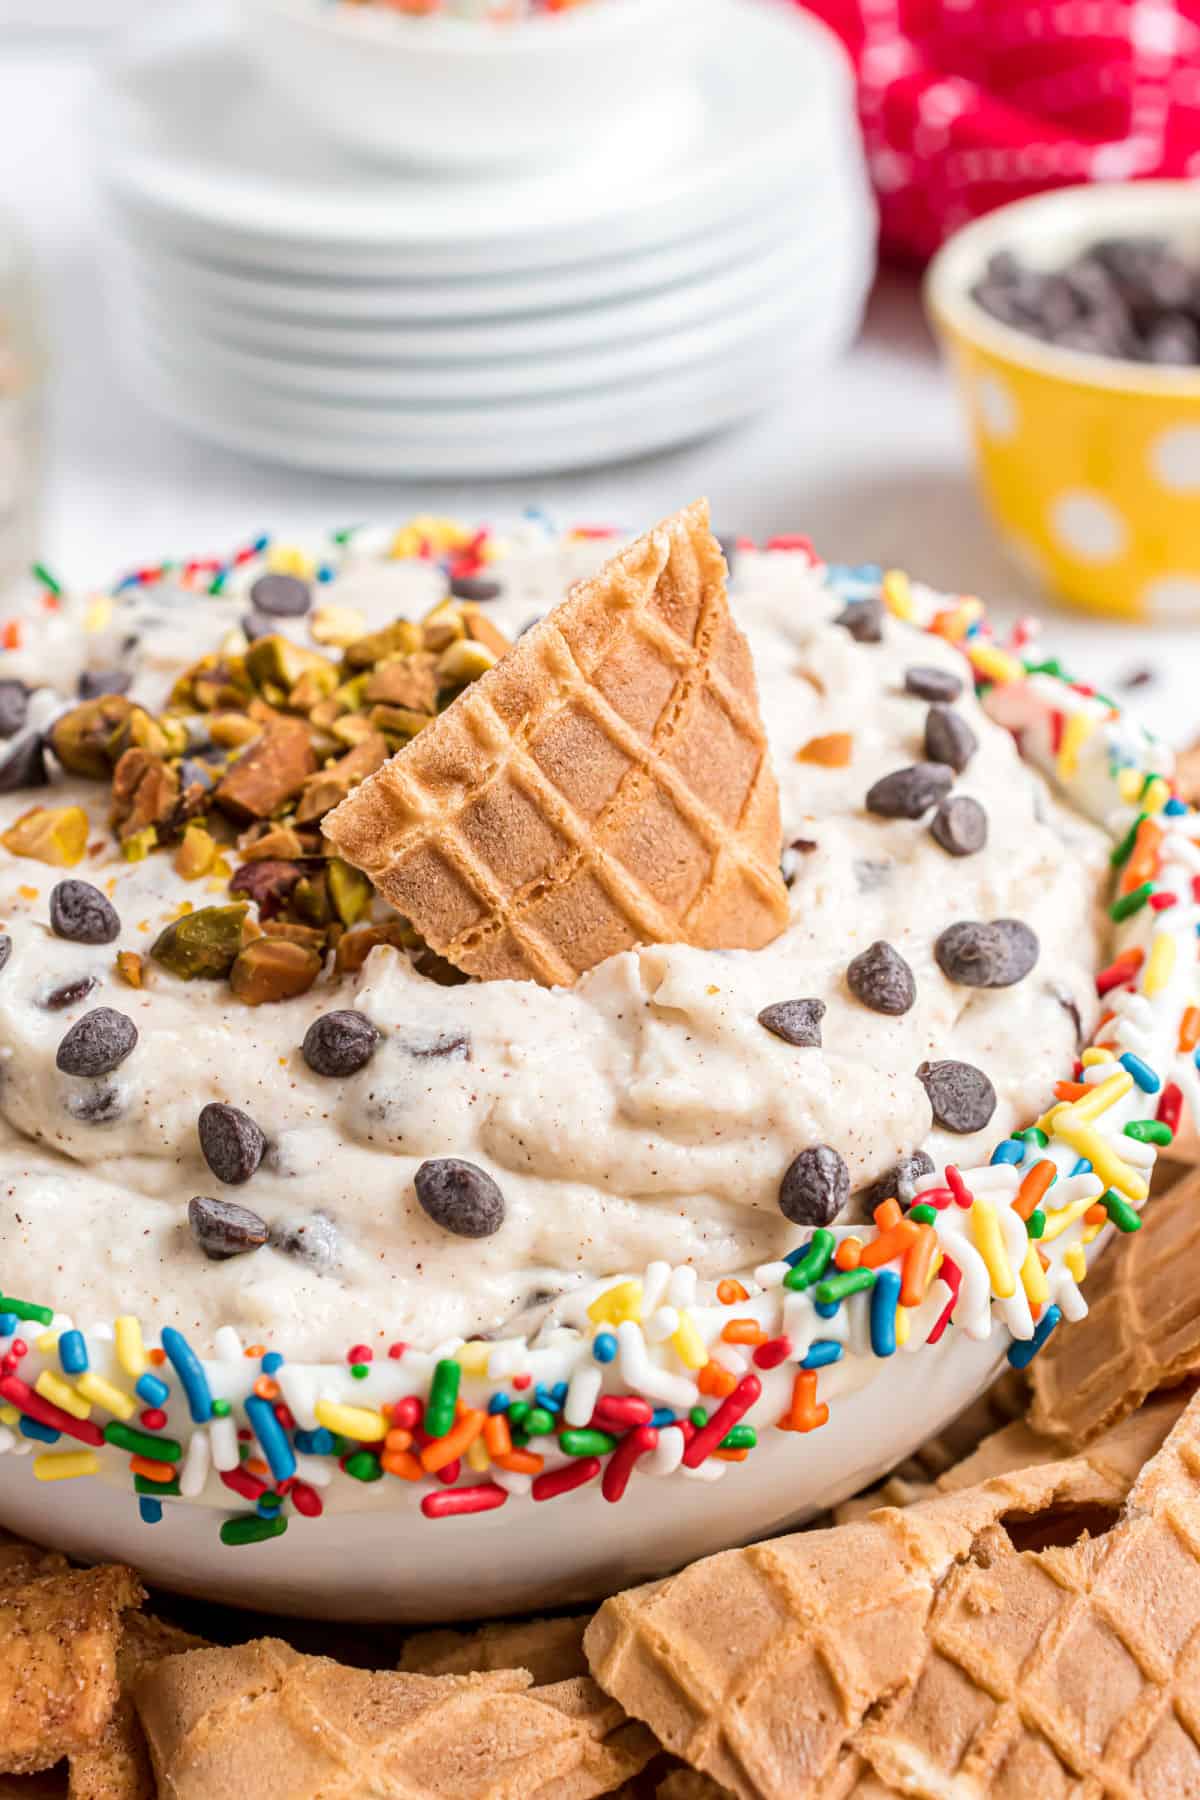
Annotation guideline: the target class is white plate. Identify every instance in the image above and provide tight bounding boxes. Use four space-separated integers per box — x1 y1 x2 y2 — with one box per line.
94 0 863 279
121 289 866 477
110 204 805 334
117 231 861 376
124 266 836 402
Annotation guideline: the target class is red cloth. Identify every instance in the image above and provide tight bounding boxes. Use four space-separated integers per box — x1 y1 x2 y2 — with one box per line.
798 0 1200 261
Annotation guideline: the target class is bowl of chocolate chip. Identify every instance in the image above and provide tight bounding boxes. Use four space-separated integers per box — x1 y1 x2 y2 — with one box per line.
926 180 1200 622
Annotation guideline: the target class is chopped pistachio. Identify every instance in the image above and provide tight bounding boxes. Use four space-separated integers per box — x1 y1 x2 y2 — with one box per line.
48 696 138 780
208 712 262 750
310 602 367 648
290 871 332 927
175 823 218 881
364 653 438 713
214 720 317 823
121 826 157 862
334 919 418 974
151 903 248 980
328 857 373 927
289 666 339 712
459 604 512 659
436 638 497 686
330 713 381 750
342 618 423 670
110 748 180 843
421 599 468 653
237 822 309 862
261 919 328 950
229 937 322 1005
116 950 144 989
367 705 430 742
169 653 251 714
294 733 388 825
1 805 89 867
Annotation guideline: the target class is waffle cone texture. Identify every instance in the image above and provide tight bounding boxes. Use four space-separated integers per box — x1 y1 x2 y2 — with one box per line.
325 501 789 985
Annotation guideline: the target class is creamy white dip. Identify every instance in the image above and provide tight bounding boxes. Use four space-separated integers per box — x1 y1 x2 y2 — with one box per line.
0 537 1109 1356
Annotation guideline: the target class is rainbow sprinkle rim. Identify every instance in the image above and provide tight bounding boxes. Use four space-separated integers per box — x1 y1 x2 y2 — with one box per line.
0 521 1191 1545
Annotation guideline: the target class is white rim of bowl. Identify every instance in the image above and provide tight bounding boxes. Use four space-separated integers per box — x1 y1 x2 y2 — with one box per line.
236 0 692 57
924 179 1200 397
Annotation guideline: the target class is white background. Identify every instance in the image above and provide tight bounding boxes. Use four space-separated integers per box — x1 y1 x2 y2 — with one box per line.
2 22 1197 744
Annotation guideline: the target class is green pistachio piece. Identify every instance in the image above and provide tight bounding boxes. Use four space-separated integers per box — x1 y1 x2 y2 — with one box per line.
328 858 373 927
151 903 249 980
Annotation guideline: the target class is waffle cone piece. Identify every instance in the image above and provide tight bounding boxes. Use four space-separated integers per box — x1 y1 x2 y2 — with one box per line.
134 1638 657 1800
324 501 790 985
399 1614 589 1686
585 1401 1200 1800
1030 1164 1200 1450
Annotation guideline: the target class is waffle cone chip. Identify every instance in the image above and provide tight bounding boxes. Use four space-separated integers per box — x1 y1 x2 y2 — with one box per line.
585 1402 1200 1800
399 1614 589 1686
134 1637 657 1800
1030 1164 1200 1450
324 501 790 985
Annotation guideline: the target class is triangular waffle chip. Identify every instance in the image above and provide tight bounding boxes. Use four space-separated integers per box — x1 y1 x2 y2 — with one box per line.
584 1426 1186 1799
68 1613 208 1800
399 1615 589 1686
1030 1164 1200 1449
134 1638 657 1800
0 1562 143 1776
324 502 790 985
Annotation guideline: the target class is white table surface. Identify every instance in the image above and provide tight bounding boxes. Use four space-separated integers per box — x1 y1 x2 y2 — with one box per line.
3 31 1196 745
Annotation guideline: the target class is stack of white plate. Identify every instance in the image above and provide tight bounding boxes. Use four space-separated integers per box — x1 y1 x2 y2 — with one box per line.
94 0 877 479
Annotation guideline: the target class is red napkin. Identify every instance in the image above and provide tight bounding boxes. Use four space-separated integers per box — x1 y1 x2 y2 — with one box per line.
799 0 1200 261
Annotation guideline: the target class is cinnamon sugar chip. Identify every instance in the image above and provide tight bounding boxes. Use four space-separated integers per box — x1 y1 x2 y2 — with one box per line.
68 1613 208 1800
0 1563 143 1776
134 1638 657 1799
1030 1163 1200 1449
585 1406 1200 1800
325 501 789 985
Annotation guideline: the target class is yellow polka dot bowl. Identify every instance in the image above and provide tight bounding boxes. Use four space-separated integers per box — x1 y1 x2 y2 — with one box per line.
925 182 1200 622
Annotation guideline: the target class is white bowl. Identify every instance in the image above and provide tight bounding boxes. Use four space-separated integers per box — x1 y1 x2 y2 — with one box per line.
0 1333 1005 1621
233 0 706 168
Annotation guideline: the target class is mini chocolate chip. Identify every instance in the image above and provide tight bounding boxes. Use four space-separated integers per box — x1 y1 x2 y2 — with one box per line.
1053 985 1085 1050
198 1102 266 1185
449 574 502 602
50 880 120 946
414 1157 505 1239
65 1083 122 1123
855 1150 936 1212
302 1009 380 1077
865 762 953 819
779 1144 849 1227
0 735 48 793
41 973 98 1011
854 858 892 892
935 918 1039 988
923 705 977 773
0 680 28 738
188 1194 269 1260
758 998 825 1047
249 572 311 617
930 795 988 857
917 1059 997 1133
241 611 274 642
271 1211 339 1269
56 1007 137 1077
791 837 818 854
847 940 916 1015
903 665 963 703
0 935 9 973
407 1032 470 1061
835 596 884 643
77 669 132 701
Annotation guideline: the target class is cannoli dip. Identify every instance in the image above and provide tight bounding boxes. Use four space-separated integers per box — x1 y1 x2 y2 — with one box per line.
0 531 1109 1358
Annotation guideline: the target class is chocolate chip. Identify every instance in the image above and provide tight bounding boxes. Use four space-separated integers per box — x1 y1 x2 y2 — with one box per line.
855 1150 936 1212
55 1007 137 1077
188 1195 269 1260
271 1211 339 1269
865 763 953 819
846 940 916 1015
904 665 963 703
930 795 988 857
917 1059 996 1133
449 574 502 602
198 1102 266 1185
757 998 825 1047
0 935 9 973
302 1009 380 1077
414 1157 505 1239
779 1144 849 1227
935 918 1039 988
923 705 977 773
835 596 884 643
41 974 98 1011
0 735 48 793
77 669 132 701
50 880 120 946
249 572 311 617
0 680 28 738
65 1083 122 1123
241 611 274 642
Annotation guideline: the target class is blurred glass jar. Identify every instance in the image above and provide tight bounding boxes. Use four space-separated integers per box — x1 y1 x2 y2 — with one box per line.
0 216 43 602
